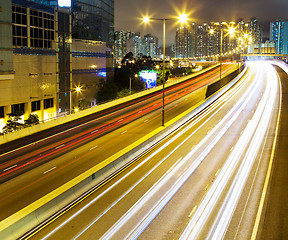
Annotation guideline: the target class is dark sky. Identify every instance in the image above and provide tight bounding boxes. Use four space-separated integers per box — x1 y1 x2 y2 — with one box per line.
115 0 288 45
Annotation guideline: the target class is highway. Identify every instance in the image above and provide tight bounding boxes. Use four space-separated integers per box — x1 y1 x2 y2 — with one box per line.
0 64 237 221
26 61 281 240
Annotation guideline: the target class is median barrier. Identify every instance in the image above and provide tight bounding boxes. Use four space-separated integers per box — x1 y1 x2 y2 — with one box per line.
0 65 246 240
206 64 245 98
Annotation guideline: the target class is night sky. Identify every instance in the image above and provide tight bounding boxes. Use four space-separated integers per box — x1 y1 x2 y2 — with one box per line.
115 0 288 45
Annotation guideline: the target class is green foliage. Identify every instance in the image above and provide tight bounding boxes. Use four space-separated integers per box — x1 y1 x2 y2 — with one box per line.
24 114 39 126
117 89 130 98
2 112 24 134
78 99 91 109
156 69 171 85
115 52 156 91
97 79 118 103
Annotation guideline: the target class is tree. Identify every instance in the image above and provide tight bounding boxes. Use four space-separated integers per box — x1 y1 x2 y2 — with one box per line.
97 79 118 103
2 111 24 134
24 114 39 127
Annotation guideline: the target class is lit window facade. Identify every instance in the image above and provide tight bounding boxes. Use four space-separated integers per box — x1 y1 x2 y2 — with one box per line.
12 2 55 49
72 0 114 46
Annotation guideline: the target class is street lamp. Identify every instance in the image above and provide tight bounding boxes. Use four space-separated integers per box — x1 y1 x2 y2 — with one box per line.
143 14 188 126
210 23 237 80
130 74 138 95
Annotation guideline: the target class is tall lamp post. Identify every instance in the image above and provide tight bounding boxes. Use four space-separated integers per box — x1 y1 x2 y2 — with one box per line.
210 23 236 80
143 14 188 126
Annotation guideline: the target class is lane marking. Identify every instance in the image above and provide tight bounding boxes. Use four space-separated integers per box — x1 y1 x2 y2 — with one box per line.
55 144 64 149
43 167 56 175
90 145 98 151
118 119 123 122
91 129 98 134
215 168 220 177
144 119 149 123
251 65 282 240
189 205 198 218
3 164 17 172
121 130 127 135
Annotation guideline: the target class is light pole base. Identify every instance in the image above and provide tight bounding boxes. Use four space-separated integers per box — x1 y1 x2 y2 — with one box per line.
162 109 165 126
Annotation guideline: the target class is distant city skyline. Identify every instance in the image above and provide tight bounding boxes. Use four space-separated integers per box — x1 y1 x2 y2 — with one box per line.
115 0 288 45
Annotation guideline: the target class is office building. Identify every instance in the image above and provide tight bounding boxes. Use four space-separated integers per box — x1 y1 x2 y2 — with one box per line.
0 0 114 131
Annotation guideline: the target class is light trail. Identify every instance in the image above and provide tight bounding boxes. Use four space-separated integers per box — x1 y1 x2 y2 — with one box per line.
179 61 280 240
0 65 235 180
39 65 246 240
99 64 261 240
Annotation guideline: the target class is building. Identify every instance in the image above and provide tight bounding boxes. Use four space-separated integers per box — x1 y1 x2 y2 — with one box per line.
141 34 158 58
0 0 61 130
0 0 114 132
174 19 262 60
114 31 141 59
126 33 142 57
249 18 263 44
175 23 196 58
71 0 114 46
270 19 288 54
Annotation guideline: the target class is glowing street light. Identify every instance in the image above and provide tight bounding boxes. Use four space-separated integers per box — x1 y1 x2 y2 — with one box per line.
178 14 188 24
210 23 238 79
143 13 188 126
75 86 81 93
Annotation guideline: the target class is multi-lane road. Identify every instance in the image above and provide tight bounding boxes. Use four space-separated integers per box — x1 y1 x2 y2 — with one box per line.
0 63 236 221
23 61 284 240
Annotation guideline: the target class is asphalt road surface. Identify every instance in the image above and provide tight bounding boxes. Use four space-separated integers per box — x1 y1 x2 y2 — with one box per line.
0 64 236 221
27 61 282 239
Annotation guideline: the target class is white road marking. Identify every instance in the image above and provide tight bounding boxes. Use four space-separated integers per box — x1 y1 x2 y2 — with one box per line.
121 131 127 135
55 144 64 149
43 167 56 174
90 145 98 151
3 164 17 172
189 205 198 218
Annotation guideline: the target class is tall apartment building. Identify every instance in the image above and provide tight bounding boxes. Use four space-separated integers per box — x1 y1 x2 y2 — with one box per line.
249 18 263 44
175 23 196 58
0 0 114 131
114 31 141 59
126 33 142 57
175 19 261 59
270 19 288 54
142 34 158 58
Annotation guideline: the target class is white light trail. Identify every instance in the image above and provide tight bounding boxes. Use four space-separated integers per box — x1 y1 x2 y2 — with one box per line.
99 66 263 239
41 65 257 239
180 61 280 240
